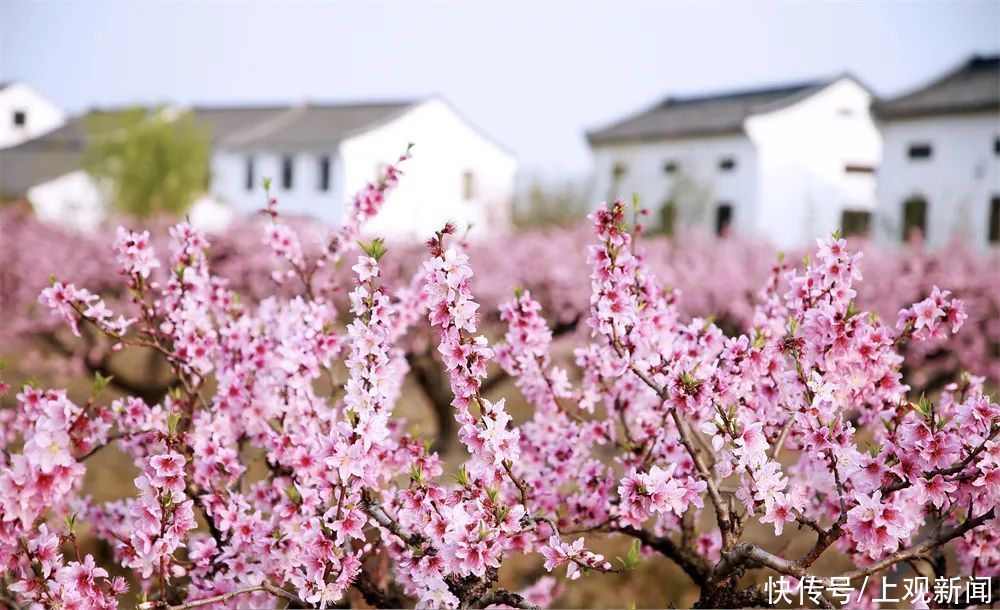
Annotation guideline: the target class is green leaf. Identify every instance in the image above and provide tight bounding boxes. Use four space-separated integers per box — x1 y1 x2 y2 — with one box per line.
616 539 643 571
359 237 388 261
262 176 271 191
92 371 114 396
168 412 180 433
284 485 302 505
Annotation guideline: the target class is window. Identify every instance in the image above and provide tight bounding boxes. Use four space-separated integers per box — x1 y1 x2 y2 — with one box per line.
841 210 872 237
715 203 733 236
718 157 736 171
245 156 255 191
318 155 331 191
612 163 627 180
462 170 475 200
989 196 1000 244
659 201 676 236
901 195 928 241
12 110 26 127
281 156 294 190
907 143 932 160
845 164 875 174
663 161 679 174
994 136 1000 157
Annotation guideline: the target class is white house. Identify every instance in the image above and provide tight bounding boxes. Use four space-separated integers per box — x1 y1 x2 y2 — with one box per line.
586 75 882 248
0 82 66 149
211 97 516 240
873 54 1000 248
1 96 516 238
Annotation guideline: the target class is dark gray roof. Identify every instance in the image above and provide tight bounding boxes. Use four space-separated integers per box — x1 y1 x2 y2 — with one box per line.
587 79 835 145
0 120 87 197
218 101 417 149
874 55 1000 120
0 101 418 198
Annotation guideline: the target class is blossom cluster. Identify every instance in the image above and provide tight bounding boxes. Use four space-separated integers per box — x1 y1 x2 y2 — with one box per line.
1 164 998 610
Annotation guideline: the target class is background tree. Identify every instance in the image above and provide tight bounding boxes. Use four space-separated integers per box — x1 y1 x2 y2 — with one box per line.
82 106 210 217
512 177 590 229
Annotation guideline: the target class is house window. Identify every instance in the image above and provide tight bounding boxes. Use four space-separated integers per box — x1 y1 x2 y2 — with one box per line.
715 203 733 236
318 155 331 191
12 110 26 127
901 195 928 241
841 210 872 237
612 163 627 180
844 164 875 174
281 156 294 190
245 156 255 191
994 136 1000 157
718 157 736 172
907 143 932 160
663 161 679 174
659 200 676 236
462 170 475 200
989 196 1000 244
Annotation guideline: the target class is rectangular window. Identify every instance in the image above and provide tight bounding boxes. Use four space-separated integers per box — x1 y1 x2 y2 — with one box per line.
994 136 1000 157
841 210 872 237
902 196 928 241
612 163 627 180
990 196 1000 244
659 201 676 236
12 110 26 127
245 156 255 191
715 203 733 236
318 155 331 191
663 161 679 174
845 164 875 174
907 143 932 160
281 156 294 190
462 170 475 200
718 157 736 172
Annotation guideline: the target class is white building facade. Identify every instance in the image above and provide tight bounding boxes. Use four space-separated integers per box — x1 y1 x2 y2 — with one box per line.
0 82 65 149
587 76 882 248
212 97 516 240
874 55 1000 248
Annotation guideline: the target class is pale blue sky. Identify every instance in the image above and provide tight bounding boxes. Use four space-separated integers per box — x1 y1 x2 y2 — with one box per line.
1 2 998 178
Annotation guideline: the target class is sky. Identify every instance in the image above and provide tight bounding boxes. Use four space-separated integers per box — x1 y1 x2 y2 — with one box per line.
1 1 998 180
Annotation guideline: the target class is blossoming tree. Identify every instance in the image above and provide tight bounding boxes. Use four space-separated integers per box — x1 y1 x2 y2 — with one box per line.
1 150 998 609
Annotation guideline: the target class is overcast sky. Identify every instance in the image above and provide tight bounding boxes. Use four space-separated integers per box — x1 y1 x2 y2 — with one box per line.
2 2 998 179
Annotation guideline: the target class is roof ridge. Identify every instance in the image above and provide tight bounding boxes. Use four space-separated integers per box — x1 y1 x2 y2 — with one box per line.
657 78 826 107
881 54 997 104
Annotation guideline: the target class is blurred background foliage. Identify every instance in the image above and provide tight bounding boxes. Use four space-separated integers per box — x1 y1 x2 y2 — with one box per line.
82 107 210 217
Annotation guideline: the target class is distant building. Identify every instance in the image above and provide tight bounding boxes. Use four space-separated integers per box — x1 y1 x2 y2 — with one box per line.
0 82 66 149
1 96 516 238
211 97 516 240
587 76 882 248
873 54 1000 248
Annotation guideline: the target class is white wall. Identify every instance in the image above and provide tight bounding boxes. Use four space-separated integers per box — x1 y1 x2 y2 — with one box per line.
876 113 999 248
28 171 104 232
0 83 66 149
339 98 517 241
211 99 516 242
211 148 345 223
589 135 757 235
746 77 882 248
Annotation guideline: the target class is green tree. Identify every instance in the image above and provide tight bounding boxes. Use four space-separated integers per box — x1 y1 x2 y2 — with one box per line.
83 106 210 217
512 178 590 230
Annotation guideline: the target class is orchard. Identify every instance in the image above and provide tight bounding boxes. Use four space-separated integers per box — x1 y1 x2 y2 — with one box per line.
1 149 998 609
